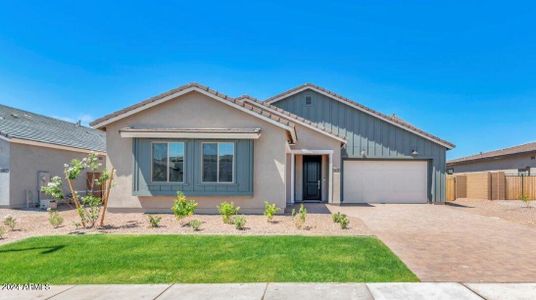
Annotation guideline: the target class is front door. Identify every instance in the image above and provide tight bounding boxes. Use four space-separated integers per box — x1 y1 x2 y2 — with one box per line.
303 155 322 200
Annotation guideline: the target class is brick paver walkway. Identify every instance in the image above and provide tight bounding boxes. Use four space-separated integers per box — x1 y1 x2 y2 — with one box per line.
331 204 536 282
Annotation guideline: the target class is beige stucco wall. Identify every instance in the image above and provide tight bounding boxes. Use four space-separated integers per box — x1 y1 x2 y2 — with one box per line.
8 143 105 208
103 91 289 213
0 139 10 207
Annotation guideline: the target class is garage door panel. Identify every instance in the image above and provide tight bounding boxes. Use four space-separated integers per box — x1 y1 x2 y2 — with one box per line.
343 160 428 204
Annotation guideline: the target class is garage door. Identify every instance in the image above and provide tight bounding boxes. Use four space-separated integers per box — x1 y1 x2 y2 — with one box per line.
343 160 428 203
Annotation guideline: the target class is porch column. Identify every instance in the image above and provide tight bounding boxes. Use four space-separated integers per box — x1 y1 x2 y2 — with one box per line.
328 152 333 203
290 153 295 204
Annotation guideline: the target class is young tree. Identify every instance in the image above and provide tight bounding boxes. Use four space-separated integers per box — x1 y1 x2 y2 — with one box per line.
41 152 115 229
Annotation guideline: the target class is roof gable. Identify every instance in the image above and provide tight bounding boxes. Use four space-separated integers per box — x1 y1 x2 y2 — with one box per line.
266 83 455 149
237 96 346 143
90 83 297 142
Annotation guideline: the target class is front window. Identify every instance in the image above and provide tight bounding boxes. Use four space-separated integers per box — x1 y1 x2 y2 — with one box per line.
202 142 234 183
152 142 184 182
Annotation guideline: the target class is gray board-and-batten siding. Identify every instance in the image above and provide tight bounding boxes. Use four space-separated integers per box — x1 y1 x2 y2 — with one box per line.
272 90 447 203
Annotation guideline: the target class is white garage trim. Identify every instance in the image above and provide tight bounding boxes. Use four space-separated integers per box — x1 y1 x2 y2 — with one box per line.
343 160 429 204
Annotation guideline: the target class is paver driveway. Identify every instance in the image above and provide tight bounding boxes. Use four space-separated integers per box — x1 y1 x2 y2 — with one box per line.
329 204 536 282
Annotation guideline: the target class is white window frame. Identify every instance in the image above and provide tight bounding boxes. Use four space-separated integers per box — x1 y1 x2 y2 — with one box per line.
151 141 185 183
201 142 235 184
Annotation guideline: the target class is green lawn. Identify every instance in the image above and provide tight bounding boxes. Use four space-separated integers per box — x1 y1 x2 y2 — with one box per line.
0 235 417 283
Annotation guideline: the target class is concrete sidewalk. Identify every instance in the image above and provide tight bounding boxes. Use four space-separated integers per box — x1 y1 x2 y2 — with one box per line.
2 283 535 300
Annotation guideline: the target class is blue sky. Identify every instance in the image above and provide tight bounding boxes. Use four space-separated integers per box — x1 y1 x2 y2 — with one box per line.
0 1 535 159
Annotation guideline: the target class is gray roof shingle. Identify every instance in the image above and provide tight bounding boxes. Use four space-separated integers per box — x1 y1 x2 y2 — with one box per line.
0 104 106 153
448 141 536 165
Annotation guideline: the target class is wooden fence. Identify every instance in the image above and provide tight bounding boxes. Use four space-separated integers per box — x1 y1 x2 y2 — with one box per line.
447 172 536 201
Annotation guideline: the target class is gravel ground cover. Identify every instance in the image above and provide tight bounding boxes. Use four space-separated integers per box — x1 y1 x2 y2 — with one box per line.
0 205 371 245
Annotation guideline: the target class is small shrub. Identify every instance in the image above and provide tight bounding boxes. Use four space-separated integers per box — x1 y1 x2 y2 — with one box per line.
172 192 198 223
520 194 532 208
233 216 247 230
294 204 307 229
217 201 240 224
80 194 102 228
148 215 162 228
189 219 202 231
332 212 343 223
264 201 280 222
338 215 350 229
3 215 16 231
0 226 5 239
48 209 64 229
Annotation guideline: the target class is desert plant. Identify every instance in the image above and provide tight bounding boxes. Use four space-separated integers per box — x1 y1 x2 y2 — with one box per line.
338 214 350 229
3 215 16 231
171 192 198 224
80 194 102 228
217 201 240 224
148 215 162 228
520 194 532 208
233 216 247 230
48 209 64 228
189 219 202 231
41 176 64 201
40 152 115 229
332 212 344 223
264 201 280 222
294 204 307 229
0 225 5 239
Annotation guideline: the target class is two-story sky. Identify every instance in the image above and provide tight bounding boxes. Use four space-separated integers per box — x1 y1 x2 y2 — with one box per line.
0 1 535 159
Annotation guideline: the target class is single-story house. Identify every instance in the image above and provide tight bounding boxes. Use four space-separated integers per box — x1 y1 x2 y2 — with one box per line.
90 83 454 213
447 142 536 175
0 104 106 208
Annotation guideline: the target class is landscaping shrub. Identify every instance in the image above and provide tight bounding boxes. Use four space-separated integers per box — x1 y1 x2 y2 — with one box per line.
264 201 280 222
148 215 162 228
3 215 16 231
519 194 532 208
40 152 115 229
332 212 343 223
171 192 198 224
332 212 350 229
233 216 247 230
48 209 64 229
189 219 202 231
80 195 102 228
217 201 240 224
293 204 307 229
0 226 5 239
338 215 350 229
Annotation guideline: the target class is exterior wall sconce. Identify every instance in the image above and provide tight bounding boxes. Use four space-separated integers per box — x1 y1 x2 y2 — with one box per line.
361 150 367 157
411 149 419 156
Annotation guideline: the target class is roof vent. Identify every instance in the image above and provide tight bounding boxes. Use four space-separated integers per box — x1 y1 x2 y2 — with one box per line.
10 113 18 118
76 120 82 127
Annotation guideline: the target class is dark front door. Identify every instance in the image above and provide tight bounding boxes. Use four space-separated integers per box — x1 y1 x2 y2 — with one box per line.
303 155 322 200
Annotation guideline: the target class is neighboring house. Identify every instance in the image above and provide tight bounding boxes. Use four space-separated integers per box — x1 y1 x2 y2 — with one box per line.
447 142 536 175
90 83 453 213
0 104 106 208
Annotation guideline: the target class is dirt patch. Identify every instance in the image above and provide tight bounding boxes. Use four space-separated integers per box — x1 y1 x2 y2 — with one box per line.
0 205 371 245
447 198 536 227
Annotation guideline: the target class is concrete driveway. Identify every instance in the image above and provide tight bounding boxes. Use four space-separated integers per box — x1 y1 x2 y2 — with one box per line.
330 203 536 282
